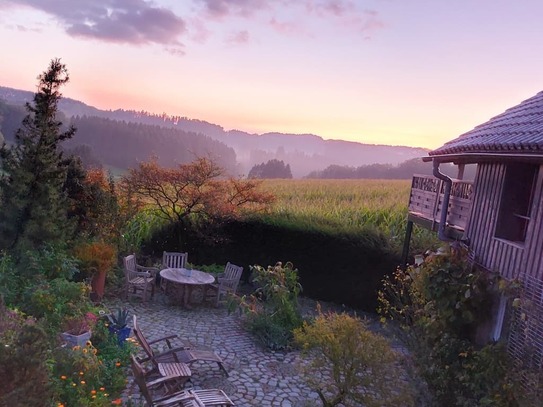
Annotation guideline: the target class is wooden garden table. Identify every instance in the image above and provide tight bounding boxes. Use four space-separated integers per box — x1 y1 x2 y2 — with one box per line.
160 268 215 308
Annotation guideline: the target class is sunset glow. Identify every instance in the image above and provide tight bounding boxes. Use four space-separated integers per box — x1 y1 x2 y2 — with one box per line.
1 0 542 149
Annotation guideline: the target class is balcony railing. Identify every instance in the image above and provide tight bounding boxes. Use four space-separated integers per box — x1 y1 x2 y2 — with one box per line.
408 174 473 232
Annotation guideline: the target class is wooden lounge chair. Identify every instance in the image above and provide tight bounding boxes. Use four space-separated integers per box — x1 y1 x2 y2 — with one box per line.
131 355 234 406
205 262 243 306
124 254 158 302
133 315 228 376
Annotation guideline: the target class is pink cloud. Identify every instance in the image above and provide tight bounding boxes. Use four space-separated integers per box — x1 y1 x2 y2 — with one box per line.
3 0 186 46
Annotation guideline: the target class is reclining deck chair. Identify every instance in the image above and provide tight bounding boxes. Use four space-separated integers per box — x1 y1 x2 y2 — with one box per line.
131 355 234 406
133 315 228 376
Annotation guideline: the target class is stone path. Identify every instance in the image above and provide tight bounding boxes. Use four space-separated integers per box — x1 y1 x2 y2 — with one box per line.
104 288 405 407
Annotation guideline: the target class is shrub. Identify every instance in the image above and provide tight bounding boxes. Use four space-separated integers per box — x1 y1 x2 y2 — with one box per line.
294 309 414 407
0 301 52 405
21 278 93 335
378 245 519 406
234 261 303 350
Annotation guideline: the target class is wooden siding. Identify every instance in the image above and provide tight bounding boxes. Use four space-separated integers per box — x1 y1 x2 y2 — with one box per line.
408 175 473 233
462 163 543 281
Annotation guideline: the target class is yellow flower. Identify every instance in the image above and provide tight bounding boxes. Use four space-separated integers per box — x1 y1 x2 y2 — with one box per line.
86 340 92 346
72 383 77 387
82 348 88 353
73 345 81 351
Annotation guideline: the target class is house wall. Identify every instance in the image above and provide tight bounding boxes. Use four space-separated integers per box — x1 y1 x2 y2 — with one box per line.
466 162 543 281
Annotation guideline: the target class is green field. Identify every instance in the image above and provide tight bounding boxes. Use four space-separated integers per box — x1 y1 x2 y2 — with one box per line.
255 179 437 254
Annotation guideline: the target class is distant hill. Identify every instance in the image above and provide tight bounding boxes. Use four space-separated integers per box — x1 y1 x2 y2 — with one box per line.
0 86 429 177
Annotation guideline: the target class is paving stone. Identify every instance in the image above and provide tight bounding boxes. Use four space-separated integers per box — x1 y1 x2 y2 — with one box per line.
103 289 407 407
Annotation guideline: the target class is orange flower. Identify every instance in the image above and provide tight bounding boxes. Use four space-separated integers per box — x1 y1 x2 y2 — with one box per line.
100 387 105 391
115 362 121 367
60 375 67 380
58 403 65 407
80 380 86 385
91 390 97 395
79 371 84 375
111 399 122 405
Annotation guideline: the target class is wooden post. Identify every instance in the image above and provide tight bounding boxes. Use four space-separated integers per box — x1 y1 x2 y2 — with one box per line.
401 220 414 270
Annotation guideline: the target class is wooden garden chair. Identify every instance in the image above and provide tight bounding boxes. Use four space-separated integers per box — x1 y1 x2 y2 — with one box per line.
160 251 188 292
133 315 228 376
123 254 158 302
205 262 243 306
131 355 234 406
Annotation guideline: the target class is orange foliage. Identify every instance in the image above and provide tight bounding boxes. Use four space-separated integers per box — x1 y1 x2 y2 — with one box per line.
120 157 274 223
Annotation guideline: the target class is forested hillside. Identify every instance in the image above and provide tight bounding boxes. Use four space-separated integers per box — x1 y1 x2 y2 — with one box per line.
1 86 430 177
0 99 239 174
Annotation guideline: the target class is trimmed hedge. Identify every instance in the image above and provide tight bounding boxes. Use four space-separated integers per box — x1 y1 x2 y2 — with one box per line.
142 219 401 312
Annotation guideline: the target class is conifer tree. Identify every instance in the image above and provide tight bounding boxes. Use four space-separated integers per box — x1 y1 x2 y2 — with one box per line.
0 59 76 253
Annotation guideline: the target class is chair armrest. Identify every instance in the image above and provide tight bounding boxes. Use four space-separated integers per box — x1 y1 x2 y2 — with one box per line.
148 334 182 349
136 264 159 275
130 271 152 279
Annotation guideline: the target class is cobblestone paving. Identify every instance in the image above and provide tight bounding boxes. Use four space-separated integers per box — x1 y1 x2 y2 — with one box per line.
105 289 403 407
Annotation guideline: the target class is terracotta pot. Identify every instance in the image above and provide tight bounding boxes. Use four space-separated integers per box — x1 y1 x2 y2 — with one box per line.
91 270 107 299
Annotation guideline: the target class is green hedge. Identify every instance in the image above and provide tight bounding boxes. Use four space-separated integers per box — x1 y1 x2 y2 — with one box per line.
142 219 401 312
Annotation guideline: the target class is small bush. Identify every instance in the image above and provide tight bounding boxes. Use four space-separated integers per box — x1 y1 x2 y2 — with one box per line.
294 309 414 407
0 301 53 405
234 261 303 350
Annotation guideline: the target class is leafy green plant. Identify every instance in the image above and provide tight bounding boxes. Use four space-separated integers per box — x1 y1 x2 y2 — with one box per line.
234 261 303 350
294 308 414 407
378 245 520 406
107 308 129 329
0 300 52 405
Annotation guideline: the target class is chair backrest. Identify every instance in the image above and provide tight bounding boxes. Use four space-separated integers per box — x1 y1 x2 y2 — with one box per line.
124 254 137 273
132 315 157 365
163 251 188 269
221 262 243 292
130 354 154 405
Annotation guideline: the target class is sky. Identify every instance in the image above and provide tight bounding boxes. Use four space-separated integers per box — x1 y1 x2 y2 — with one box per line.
1 0 542 150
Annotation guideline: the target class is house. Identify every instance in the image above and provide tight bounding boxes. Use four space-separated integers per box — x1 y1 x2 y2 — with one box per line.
405 90 543 375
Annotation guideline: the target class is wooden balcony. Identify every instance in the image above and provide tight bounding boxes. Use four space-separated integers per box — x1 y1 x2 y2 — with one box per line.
408 174 473 236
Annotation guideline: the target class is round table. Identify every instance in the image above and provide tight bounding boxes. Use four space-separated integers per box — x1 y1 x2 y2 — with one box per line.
160 268 215 307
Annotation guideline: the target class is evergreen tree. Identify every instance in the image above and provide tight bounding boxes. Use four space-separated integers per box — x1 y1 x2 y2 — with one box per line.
0 59 76 253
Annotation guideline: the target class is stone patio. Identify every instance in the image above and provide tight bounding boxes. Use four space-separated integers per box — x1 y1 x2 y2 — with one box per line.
105 287 404 407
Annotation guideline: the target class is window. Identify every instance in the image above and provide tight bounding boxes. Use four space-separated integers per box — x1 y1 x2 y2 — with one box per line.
495 163 538 243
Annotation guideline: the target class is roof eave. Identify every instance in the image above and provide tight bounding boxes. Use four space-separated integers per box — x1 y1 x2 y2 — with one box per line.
423 152 543 164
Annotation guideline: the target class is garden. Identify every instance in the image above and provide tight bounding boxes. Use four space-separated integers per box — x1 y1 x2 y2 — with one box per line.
1 59 536 407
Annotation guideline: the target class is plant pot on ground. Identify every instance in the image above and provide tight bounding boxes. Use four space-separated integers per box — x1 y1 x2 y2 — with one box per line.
61 312 98 347
106 308 131 346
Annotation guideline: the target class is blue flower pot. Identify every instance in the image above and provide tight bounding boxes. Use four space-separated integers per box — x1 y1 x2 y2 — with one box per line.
108 326 131 346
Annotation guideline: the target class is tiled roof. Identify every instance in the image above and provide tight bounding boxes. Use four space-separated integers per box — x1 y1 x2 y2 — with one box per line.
430 91 543 156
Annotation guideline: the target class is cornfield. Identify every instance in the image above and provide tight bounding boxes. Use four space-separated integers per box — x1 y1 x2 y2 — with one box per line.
255 179 438 254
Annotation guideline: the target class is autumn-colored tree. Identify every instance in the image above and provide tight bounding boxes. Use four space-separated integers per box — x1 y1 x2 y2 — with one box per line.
120 157 274 224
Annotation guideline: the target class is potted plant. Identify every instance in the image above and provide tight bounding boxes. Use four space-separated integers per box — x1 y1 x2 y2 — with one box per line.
106 307 131 345
61 312 97 347
74 241 117 301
